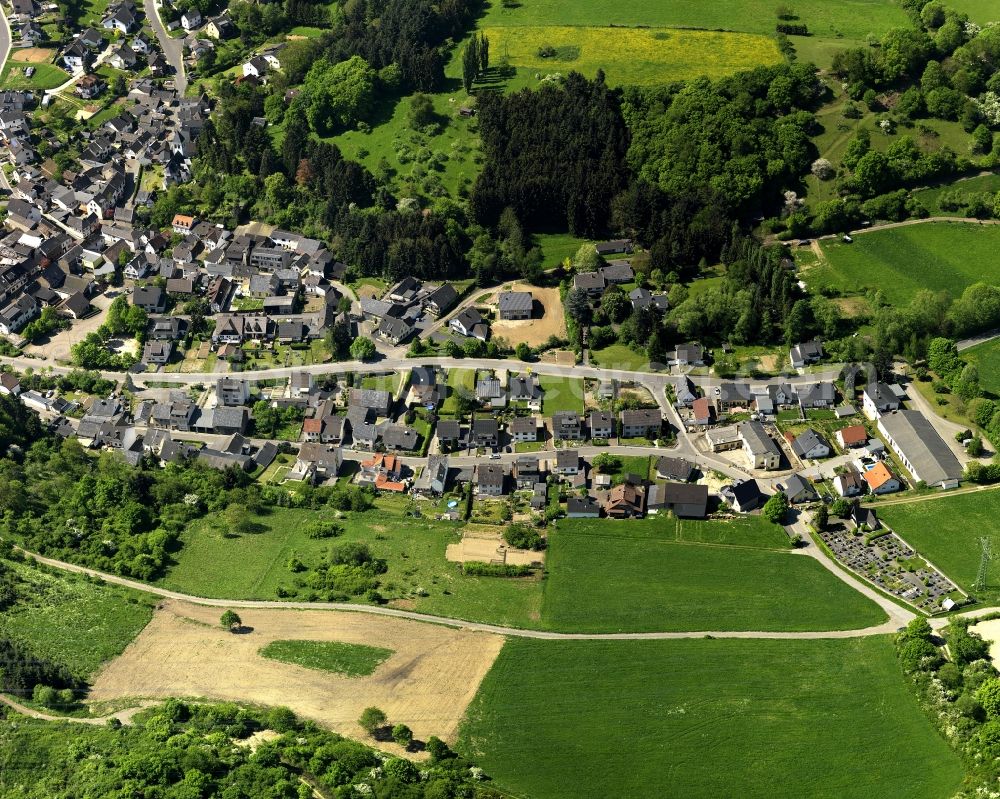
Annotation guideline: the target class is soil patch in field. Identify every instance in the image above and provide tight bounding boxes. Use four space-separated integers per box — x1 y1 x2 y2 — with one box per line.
15 48 55 63
89 601 504 752
491 284 567 347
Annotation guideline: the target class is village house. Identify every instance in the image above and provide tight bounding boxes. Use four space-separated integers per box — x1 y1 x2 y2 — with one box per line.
475 462 506 496
620 409 661 439
552 411 583 441
497 290 532 321
738 421 782 470
413 454 449 496
508 415 541 443
472 416 499 448
863 461 902 495
588 410 614 439
836 424 868 450
449 307 488 340
647 482 708 518
790 429 831 460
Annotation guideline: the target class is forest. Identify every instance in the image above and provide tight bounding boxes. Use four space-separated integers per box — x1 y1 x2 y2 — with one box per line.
0 700 501 798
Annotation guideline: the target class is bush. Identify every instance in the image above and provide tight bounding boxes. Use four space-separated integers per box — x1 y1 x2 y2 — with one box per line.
503 523 544 551
462 561 533 577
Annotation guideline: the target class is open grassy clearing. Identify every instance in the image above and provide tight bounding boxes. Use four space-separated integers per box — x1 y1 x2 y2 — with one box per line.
588 342 652 371
962 337 1000 396
812 223 1000 306
534 232 589 268
946 0 1000 24
258 639 394 676
156 505 545 628
913 173 1000 216
539 517 887 632
0 560 155 679
330 90 483 200
0 59 67 91
459 636 964 799
877 488 1000 604
478 0 907 42
483 26 781 86
539 375 585 414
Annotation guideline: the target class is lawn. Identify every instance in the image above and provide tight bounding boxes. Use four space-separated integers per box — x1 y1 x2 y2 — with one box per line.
878 488 1000 604
482 26 781 86
813 223 1000 306
458 636 964 799
589 343 651 371
0 60 67 91
258 639 393 676
539 516 887 632
441 368 476 416
962 337 1000 396
539 375 585 414
0 560 155 680
534 232 590 268
155 505 544 628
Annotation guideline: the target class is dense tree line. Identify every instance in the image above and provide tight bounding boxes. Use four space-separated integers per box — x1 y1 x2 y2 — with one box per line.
894 616 1000 794
471 71 631 238
0 700 500 798
320 0 476 91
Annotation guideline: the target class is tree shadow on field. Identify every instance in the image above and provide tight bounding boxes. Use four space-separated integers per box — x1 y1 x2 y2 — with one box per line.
232 625 255 635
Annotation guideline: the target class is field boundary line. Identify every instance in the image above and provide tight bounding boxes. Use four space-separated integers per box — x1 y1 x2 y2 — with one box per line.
12 546 906 640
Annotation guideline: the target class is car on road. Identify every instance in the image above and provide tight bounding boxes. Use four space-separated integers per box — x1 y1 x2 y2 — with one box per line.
490 452 501 460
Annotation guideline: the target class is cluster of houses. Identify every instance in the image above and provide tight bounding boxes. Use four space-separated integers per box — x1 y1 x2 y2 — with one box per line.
358 276 460 346
572 240 671 315
467 451 709 520
0 80 217 336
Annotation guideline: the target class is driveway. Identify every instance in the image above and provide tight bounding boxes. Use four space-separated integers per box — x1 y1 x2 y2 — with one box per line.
24 295 112 363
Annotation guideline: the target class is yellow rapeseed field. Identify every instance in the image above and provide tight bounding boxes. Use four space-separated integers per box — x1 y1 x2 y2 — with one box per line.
483 26 782 85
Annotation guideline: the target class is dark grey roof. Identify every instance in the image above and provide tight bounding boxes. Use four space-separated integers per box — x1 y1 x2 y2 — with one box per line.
878 410 964 486
498 290 532 314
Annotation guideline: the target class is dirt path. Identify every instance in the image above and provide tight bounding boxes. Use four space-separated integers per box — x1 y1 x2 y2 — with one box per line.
0 694 154 725
18 547 906 640
863 482 1000 508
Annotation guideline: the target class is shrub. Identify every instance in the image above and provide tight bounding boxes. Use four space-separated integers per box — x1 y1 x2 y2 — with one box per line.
462 561 533 577
503 523 544 551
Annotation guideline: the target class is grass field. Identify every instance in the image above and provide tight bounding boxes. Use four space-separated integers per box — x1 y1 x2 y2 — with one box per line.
258 639 394 676
539 517 887 632
812 223 1000 306
330 90 482 200
459 636 964 799
483 26 781 86
156 504 545 627
589 343 651 371
539 375 585 414
946 0 1000 23
0 561 155 679
478 0 906 42
534 232 589 268
913 173 1000 216
0 60 67 91
961 338 1000 396
878 488 1000 603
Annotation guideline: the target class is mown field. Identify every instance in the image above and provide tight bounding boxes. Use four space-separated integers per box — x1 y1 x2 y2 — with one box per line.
0 60 67 91
156 503 885 633
483 26 781 86
945 0 1000 24
878 488 1000 603
539 375 585 414
459 636 963 799
961 337 1000 396
0 561 155 679
812 223 1000 306
540 517 887 632
478 0 907 42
